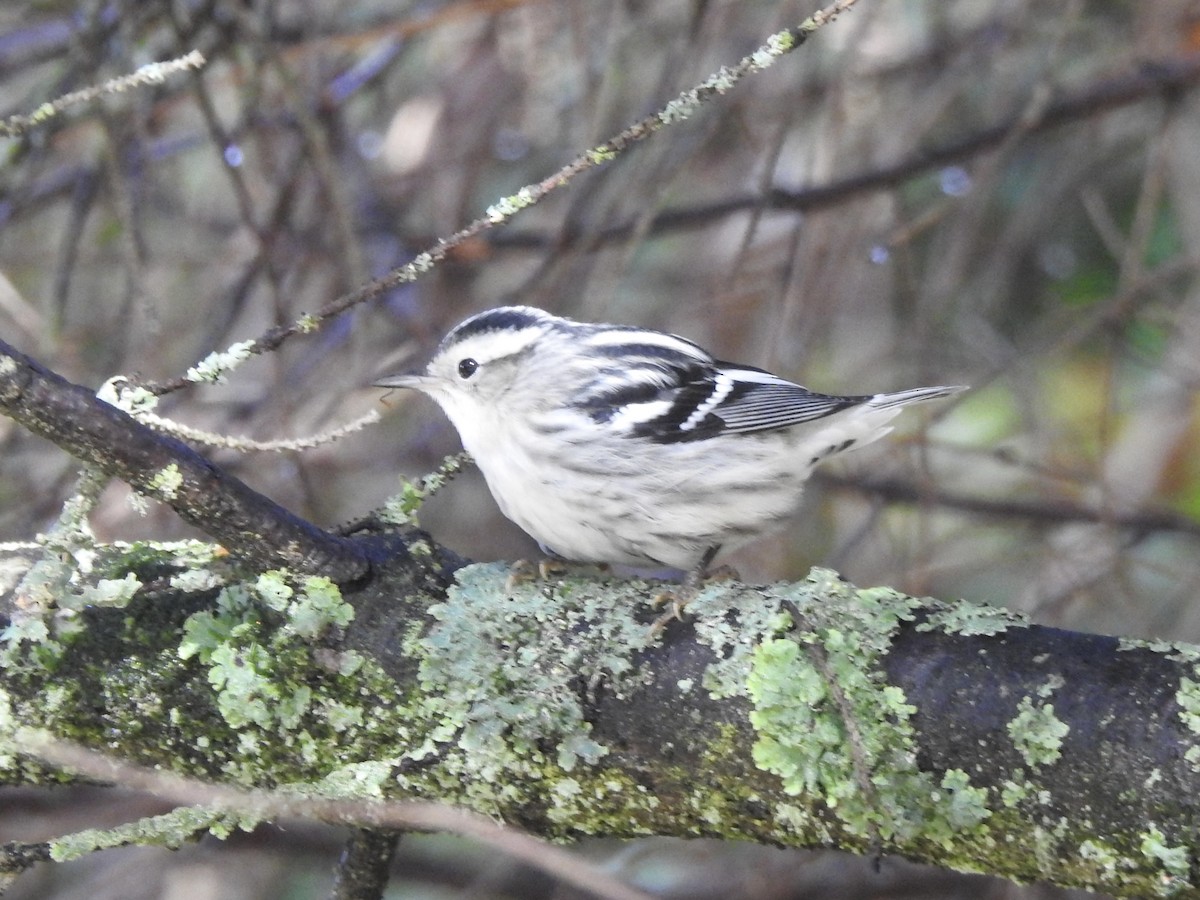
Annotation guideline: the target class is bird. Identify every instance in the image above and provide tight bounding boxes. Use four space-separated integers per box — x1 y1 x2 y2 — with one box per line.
375 305 963 582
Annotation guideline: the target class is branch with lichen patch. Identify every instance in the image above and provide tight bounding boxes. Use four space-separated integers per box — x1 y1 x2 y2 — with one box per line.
3 557 1200 898
0 338 381 582
0 51 206 138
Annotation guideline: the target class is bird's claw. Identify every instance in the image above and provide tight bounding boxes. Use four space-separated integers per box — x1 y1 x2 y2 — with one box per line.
504 558 606 592
648 564 740 635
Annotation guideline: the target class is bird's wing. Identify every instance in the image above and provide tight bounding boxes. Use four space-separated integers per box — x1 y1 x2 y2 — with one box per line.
574 352 869 445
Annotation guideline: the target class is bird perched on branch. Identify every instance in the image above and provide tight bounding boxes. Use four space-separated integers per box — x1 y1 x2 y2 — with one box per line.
377 306 963 589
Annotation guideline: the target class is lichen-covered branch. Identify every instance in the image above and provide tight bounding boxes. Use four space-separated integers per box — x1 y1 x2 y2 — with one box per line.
0 51 205 138
0 338 378 582
3 549 1199 898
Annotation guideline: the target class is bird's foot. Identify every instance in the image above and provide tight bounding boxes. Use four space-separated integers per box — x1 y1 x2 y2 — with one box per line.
649 563 739 634
504 558 608 592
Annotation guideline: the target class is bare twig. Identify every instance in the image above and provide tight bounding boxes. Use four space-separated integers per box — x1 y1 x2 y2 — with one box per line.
815 470 1200 537
140 0 862 395
16 733 656 900
487 52 1200 253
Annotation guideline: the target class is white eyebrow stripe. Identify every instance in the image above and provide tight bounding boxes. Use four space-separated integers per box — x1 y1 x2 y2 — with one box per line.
583 329 707 358
449 327 544 363
680 371 734 431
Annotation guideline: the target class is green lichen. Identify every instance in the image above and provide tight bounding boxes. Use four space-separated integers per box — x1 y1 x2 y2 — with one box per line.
932 769 992 833
681 721 764 834
3 536 226 672
1007 695 1069 768
1000 777 1031 808
357 560 727 838
659 97 698 125
148 463 183 500
177 571 353 735
321 698 364 732
148 583 411 783
688 582 791 700
1119 637 1200 663
104 538 225 575
485 187 536 223
318 759 395 799
185 339 256 384
0 616 58 672
408 250 434 274
1175 676 1200 734
0 687 14 771
1077 838 1119 879
1176 676 1200 773
747 637 831 796
7 546 1196 895
282 575 354 638
58 573 141 611
96 376 159 414
916 601 1028 636
749 28 797 69
3 471 112 646
1036 674 1065 698
745 569 991 847
50 806 257 862
379 452 472 527
405 562 653 814
1140 825 1192 895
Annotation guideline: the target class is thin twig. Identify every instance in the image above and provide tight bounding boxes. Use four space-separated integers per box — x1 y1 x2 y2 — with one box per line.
487 52 1200 253
139 0 862 395
815 470 1200 537
0 51 206 138
16 733 657 900
132 408 382 453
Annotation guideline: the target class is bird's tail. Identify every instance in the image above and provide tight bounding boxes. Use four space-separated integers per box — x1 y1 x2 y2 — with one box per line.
793 384 964 469
867 384 967 410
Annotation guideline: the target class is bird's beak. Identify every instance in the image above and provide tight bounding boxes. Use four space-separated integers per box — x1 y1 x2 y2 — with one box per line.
373 372 431 392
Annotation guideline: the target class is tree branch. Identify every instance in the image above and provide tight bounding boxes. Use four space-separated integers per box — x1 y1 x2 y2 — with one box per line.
490 52 1200 250
134 0 862 396
3 551 1198 898
0 338 378 582
328 829 401 900
814 470 1200 537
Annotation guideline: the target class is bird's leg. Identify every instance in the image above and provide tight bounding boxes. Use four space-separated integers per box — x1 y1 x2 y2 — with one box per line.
650 546 733 633
504 558 609 592
504 558 540 592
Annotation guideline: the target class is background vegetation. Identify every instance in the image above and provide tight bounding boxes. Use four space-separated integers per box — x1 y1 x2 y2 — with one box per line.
2 0 1199 897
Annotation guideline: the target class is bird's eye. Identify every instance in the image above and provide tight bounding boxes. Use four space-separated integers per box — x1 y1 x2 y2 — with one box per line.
457 358 479 379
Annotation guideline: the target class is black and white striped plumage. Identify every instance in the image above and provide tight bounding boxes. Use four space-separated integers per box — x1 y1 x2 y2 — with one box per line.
377 306 963 571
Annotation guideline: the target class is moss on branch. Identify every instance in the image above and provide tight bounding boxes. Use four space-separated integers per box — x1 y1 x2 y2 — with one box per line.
2 550 1200 897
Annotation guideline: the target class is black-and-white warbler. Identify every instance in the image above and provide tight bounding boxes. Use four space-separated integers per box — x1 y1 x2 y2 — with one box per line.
376 306 963 574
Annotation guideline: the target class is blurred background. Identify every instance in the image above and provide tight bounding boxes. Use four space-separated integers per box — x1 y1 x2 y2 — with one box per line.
3 0 1200 897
